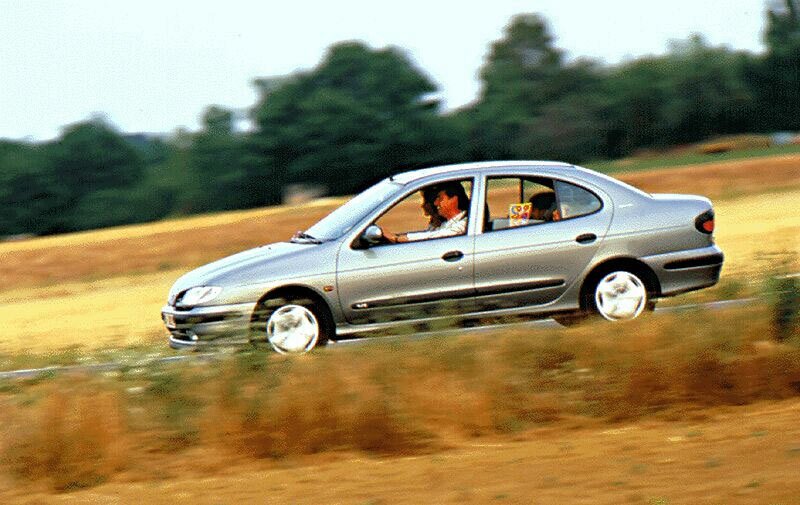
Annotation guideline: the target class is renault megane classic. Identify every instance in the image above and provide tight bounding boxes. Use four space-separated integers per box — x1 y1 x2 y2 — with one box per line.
162 161 723 353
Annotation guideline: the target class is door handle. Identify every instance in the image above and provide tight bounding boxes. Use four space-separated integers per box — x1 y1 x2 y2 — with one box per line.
442 250 464 262
575 233 597 244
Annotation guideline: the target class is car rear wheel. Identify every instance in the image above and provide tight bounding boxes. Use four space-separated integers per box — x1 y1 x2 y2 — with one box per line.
592 270 649 321
251 295 331 354
554 268 655 327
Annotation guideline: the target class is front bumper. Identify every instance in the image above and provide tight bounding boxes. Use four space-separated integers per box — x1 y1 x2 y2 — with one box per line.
161 302 257 349
642 244 724 296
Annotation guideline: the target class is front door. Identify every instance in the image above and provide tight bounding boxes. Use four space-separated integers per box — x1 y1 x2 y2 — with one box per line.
336 234 474 324
336 178 475 325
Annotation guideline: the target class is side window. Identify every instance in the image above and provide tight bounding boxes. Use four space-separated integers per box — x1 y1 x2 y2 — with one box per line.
373 179 472 244
374 189 431 233
554 180 602 219
485 177 556 231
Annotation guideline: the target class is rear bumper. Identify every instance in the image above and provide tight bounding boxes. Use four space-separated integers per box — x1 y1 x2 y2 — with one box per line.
642 245 724 296
161 302 257 349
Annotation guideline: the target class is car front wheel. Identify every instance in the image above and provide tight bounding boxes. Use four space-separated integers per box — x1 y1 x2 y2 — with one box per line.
251 295 331 354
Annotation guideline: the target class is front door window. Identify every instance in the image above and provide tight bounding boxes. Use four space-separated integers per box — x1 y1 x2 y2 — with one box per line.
373 179 472 244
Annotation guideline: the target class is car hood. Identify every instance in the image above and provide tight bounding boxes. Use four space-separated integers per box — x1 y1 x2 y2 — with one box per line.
168 241 335 303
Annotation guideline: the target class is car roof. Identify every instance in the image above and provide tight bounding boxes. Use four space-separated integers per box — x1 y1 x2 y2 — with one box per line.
390 160 575 185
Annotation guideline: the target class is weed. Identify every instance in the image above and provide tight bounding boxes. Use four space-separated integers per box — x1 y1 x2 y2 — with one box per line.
2 385 128 491
0 380 21 394
20 369 58 385
140 366 204 451
351 394 432 453
2 308 800 492
766 274 800 342
715 277 748 300
624 359 672 411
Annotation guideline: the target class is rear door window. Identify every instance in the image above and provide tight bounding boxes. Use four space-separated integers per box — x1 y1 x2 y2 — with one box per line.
484 176 602 232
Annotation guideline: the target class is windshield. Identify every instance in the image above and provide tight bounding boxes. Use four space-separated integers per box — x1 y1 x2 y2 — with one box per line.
304 179 403 241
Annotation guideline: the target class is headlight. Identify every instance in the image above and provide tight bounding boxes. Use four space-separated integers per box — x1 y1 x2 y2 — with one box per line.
179 286 223 306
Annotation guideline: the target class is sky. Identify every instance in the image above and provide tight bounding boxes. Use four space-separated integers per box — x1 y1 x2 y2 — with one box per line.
0 0 770 142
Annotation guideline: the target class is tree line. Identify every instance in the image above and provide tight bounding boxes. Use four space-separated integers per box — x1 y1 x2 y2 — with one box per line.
1 3 798 237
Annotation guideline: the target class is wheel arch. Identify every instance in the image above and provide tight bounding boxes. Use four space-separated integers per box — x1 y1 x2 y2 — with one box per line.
579 257 661 311
250 284 337 338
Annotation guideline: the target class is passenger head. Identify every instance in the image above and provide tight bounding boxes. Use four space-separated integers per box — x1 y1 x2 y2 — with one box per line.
530 192 557 221
420 185 444 227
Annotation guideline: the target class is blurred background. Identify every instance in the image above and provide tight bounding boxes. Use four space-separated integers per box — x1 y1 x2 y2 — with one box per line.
0 0 798 238
1 2 799 500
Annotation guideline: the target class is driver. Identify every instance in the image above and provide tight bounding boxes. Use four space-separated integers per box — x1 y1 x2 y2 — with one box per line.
383 182 469 243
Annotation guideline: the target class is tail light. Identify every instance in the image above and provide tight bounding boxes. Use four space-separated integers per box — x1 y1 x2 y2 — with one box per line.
695 210 715 234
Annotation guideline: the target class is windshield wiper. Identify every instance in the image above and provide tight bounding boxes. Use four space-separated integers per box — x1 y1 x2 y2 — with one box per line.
290 231 322 244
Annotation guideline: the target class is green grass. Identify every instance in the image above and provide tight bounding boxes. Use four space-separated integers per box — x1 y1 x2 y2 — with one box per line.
0 343 171 375
586 144 800 174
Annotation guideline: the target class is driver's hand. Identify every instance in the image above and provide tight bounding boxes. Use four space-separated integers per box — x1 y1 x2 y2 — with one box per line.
383 229 398 243
383 230 408 243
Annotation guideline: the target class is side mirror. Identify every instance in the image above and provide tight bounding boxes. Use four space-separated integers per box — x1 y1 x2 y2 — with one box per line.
362 225 384 244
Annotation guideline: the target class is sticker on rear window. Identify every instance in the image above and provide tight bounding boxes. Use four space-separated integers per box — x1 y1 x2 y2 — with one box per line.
509 203 532 227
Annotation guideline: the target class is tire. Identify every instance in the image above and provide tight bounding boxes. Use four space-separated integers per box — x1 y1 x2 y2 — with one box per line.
250 295 331 354
588 270 651 321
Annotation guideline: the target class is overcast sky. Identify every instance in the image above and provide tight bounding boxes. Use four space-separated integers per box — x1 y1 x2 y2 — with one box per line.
0 0 769 142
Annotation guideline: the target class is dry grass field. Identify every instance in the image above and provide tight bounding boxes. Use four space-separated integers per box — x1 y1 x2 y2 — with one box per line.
0 306 799 502
5 398 799 504
0 154 797 355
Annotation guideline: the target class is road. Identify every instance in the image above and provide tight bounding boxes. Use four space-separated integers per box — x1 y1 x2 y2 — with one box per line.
0 297 760 380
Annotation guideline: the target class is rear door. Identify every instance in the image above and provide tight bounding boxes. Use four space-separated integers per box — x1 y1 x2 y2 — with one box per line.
473 174 612 311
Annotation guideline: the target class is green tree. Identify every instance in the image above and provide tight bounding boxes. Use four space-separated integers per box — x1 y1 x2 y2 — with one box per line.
252 41 463 197
604 36 755 154
480 14 568 113
660 36 755 143
0 141 69 235
42 119 147 232
49 119 144 199
753 0 800 130
469 14 607 161
512 93 611 162
183 106 259 212
602 57 671 155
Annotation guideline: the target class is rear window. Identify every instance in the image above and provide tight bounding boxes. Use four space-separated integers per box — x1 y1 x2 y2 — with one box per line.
554 180 602 219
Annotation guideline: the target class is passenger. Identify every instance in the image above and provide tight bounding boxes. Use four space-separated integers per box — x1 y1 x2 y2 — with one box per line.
384 182 469 243
420 185 444 231
529 192 558 222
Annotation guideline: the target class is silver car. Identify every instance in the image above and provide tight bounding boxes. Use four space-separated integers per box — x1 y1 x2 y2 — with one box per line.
162 161 723 353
